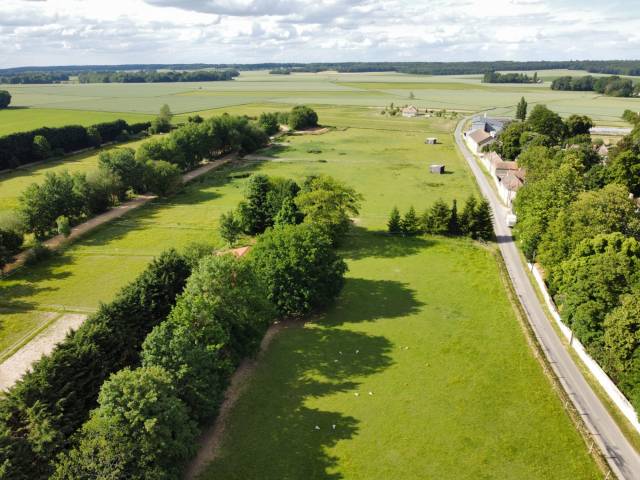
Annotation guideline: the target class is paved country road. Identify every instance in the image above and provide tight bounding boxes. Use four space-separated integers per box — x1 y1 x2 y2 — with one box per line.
454 118 640 480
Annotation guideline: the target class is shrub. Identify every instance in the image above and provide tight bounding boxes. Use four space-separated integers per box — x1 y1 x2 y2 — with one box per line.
0 90 11 109
258 112 280 135
250 223 347 317
0 228 23 269
80 168 123 214
387 206 402 234
219 210 243 245
32 135 53 160
143 160 182 196
288 105 318 130
56 216 71 237
98 147 145 195
86 126 102 147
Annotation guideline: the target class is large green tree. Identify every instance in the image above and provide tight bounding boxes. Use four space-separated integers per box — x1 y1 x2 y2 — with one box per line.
515 96 528 121
0 90 11 109
526 105 567 144
53 366 197 480
250 223 347 317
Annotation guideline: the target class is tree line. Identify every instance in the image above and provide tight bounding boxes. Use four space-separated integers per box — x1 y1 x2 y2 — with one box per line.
551 75 639 97
77 69 239 83
0 172 357 478
488 104 595 160
512 110 640 414
482 71 538 84
0 72 70 84
0 119 151 170
387 197 493 240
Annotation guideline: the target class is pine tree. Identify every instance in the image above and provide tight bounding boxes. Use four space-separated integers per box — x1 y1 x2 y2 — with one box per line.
516 97 528 121
475 199 494 241
387 206 402 234
425 200 451 235
533 72 538 83
448 200 460 236
401 206 422 236
459 195 477 237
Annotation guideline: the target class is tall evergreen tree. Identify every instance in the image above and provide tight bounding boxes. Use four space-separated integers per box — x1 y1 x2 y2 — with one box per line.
401 206 422 236
425 199 451 235
387 206 402 234
448 199 461 235
516 97 528 121
459 196 478 237
475 199 494 240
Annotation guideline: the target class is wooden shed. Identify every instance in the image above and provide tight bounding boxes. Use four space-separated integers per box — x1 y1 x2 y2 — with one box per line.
429 164 445 174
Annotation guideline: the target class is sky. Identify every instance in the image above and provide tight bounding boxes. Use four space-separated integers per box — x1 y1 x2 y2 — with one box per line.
1 0 640 68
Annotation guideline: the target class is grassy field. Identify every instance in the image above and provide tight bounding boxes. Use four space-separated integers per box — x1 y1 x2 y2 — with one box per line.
0 105 602 476
199 234 600 480
0 107 154 136
0 70 635 136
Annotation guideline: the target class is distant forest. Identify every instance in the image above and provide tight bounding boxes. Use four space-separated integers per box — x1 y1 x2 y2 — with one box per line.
551 75 639 97
482 71 538 83
2 61 640 83
77 69 239 83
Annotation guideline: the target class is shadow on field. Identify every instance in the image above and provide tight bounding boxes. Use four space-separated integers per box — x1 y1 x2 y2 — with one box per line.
0 265 71 310
341 227 434 261
202 277 422 479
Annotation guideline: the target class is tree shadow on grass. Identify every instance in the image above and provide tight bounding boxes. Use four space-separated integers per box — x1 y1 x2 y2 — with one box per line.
0 262 72 310
341 227 435 261
201 277 422 480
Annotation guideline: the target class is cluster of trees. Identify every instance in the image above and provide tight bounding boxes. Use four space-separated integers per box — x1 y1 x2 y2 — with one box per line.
269 68 292 75
44 180 353 477
551 75 639 97
0 250 192 479
16 112 270 241
77 69 239 83
488 105 594 160
513 115 640 412
387 196 493 240
255 106 318 134
482 71 538 84
0 72 69 84
0 119 151 171
220 173 361 246
0 91 10 109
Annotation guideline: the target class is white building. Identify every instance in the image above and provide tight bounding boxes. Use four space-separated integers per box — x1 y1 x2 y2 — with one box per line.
465 129 494 153
402 105 418 118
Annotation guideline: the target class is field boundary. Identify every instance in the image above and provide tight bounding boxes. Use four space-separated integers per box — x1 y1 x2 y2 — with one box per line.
492 249 614 478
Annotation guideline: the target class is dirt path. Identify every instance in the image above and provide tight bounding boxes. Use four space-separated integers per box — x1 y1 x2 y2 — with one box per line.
2 156 234 276
0 313 86 391
184 320 301 480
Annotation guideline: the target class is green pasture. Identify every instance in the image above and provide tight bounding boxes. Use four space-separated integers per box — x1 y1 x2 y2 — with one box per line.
0 107 154 136
200 234 600 480
0 107 602 476
0 70 635 135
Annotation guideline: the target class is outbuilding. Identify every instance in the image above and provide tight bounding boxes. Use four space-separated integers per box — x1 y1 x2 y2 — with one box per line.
402 105 418 118
429 164 445 174
425 137 438 144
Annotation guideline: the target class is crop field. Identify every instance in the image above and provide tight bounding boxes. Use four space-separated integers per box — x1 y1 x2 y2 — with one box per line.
0 104 601 476
199 234 600 480
0 70 636 137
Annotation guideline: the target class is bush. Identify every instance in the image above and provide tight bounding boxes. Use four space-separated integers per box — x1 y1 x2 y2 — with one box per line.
0 228 23 269
80 168 123 214
143 160 182 196
32 135 52 160
250 223 347 317
258 112 280 135
56 216 71 237
0 250 191 479
53 366 197 480
86 126 102 147
150 104 173 134
0 90 10 109
288 105 318 130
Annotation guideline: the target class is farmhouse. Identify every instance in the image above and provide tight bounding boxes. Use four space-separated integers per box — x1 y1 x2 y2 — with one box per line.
466 129 494 153
497 169 525 207
471 114 512 135
402 105 418 118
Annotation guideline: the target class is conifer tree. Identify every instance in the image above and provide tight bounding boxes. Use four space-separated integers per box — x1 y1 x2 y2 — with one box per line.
459 195 478 237
475 199 494 241
387 206 402 234
424 199 450 235
448 199 460 236
401 206 422 236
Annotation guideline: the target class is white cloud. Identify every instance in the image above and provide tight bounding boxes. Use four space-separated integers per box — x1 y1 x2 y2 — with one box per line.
0 0 639 67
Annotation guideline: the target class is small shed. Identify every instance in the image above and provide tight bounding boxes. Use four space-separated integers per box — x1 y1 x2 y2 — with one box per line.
425 137 438 145
429 164 445 174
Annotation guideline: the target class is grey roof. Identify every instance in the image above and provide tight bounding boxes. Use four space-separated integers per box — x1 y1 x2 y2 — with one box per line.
471 115 513 135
